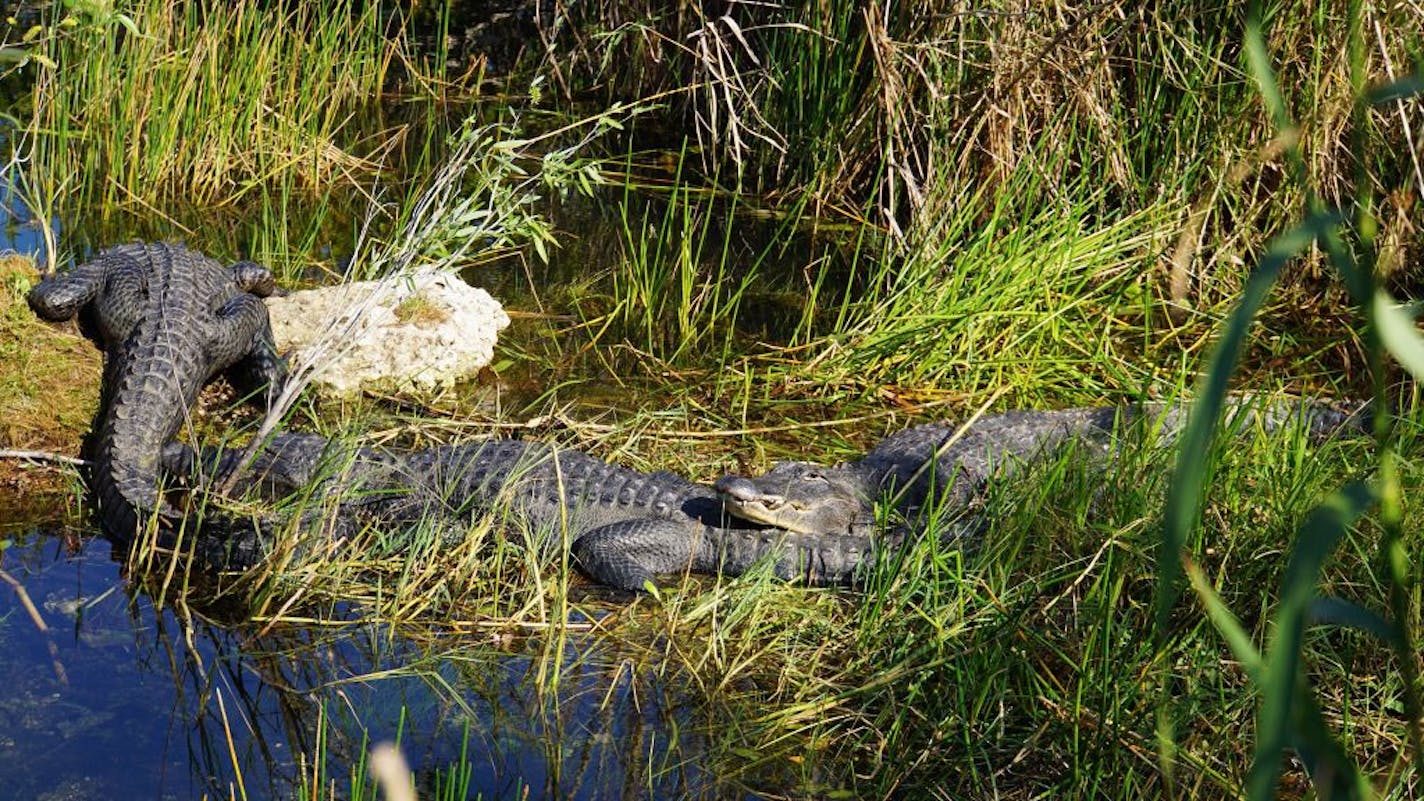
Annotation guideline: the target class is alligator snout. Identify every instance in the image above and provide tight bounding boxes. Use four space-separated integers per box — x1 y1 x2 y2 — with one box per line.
714 474 769 503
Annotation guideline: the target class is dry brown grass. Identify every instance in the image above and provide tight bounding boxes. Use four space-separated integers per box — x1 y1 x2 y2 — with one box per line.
535 0 1423 291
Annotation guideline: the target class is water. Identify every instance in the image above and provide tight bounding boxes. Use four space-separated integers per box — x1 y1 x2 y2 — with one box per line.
0 530 747 799
0 172 54 266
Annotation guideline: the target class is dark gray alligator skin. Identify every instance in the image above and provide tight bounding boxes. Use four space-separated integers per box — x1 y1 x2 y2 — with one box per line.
716 400 1369 540
28 242 284 542
162 433 878 591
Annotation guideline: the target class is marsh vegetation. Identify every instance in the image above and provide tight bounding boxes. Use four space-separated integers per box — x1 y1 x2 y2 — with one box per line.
1 0 1422 798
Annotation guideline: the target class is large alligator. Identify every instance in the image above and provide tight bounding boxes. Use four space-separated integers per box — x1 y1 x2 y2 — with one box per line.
715 400 1368 540
27 242 285 541
160 432 876 590
161 399 1363 590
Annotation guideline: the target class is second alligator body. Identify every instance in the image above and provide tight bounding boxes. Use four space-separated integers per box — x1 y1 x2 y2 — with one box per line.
165 398 1365 591
715 401 1368 540
163 432 876 590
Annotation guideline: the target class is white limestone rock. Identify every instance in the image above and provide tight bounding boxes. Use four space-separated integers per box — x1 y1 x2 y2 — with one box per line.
265 271 510 396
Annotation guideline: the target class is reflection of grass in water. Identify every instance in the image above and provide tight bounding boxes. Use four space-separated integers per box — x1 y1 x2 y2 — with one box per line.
135 589 757 799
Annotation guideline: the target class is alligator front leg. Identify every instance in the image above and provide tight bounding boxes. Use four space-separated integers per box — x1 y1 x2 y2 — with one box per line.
228 260 281 298
569 519 691 591
221 259 288 405
209 291 287 408
26 258 112 321
570 519 880 590
27 254 148 346
701 526 876 586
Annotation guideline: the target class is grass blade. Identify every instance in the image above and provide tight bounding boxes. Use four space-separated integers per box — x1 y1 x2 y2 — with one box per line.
1247 480 1376 801
1155 212 1337 639
1371 292 1424 381
1307 597 1399 645
1185 559 1263 682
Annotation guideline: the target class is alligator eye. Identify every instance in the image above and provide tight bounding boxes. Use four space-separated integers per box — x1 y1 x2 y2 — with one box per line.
802 471 826 482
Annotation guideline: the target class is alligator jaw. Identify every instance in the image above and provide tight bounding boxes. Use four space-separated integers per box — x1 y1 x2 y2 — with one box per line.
714 474 807 532
713 467 875 536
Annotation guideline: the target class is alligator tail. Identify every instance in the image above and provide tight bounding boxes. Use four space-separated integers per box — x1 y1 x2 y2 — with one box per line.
91 281 278 541
90 325 207 539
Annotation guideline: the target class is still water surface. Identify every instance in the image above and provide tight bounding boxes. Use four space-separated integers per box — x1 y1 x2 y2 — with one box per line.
0 527 740 800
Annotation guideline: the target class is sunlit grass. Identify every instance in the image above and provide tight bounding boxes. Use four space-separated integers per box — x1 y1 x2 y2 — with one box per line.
3 1 1422 798
25 0 400 209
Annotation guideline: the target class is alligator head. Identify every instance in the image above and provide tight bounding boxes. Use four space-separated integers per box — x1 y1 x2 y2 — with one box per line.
715 461 875 536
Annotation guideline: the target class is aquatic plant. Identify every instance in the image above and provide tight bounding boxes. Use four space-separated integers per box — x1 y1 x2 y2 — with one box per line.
2 1 1422 798
1155 4 1424 798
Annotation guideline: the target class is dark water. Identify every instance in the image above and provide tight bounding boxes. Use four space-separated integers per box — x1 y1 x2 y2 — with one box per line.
0 529 744 800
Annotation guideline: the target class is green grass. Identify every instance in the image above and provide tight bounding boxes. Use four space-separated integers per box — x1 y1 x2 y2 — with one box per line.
5 1 1423 798
25 0 397 207
125 389 1415 798
0 255 98 452
5 0 466 280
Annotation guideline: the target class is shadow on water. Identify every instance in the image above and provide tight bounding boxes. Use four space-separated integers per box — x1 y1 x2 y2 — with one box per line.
0 525 760 800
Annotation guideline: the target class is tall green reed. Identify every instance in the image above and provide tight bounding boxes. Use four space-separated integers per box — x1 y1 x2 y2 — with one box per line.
23 0 402 212
1155 4 1424 797
792 181 1175 407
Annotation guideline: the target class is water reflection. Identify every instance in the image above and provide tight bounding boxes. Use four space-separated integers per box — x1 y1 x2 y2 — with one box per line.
0 171 55 267
0 529 765 800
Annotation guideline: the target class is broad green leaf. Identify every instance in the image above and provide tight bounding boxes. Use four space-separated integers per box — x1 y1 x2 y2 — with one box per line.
1373 291 1424 381
1185 561 1263 682
1156 212 1338 640
1368 69 1424 104
1307 597 1399 645
1243 14 1291 132
1290 686 1375 800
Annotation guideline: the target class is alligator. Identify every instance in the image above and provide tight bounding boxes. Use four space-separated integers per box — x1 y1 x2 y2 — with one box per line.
715 400 1369 540
160 432 877 591
158 398 1363 590
27 242 285 541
